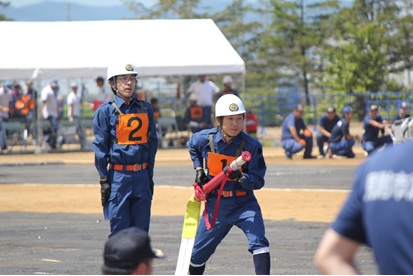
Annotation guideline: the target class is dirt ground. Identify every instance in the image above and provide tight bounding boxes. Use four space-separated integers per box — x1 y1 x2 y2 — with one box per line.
0 146 362 223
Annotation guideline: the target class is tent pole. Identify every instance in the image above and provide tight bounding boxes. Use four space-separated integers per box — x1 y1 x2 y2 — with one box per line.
242 72 246 98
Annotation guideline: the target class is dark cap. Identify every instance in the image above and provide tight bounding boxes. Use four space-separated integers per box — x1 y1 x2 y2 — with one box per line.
96 76 105 82
370 104 378 111
103 227 163 272
342 106 353 114
294 104 304 112
326 106 336 113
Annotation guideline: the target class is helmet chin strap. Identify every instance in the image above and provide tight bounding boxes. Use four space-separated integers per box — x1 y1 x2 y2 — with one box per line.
220 129 234 140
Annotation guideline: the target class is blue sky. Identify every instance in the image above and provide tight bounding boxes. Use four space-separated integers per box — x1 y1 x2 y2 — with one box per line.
12 0 125 8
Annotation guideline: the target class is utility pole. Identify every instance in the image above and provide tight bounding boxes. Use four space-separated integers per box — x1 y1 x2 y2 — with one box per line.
66 0 71 21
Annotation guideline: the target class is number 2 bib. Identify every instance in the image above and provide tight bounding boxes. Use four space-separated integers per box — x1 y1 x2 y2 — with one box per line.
116 113 149 145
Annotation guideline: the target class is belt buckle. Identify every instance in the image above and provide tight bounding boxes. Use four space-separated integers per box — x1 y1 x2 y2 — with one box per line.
133 164 141 172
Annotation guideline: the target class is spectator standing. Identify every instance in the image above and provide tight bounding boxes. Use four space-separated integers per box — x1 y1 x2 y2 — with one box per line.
184 93 208 134
92 62 158 237
186 75 219 128
361 105 393 156
0 82 12 154
214 75 239 102
94 76 113 111
41 80 61 149
150 97 167 142
67 82 87 149
23 80 38 141
314 140 413 274
316 106 340 159
327 106 358 158
281 104 315 159
102 227 163 275
11 83 23 104
150 98 161 123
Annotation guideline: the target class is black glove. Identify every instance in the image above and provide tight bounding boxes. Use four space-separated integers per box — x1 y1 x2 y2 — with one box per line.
100 178 110 206
228 170 243 180
195 169 209 188
224 166 243 180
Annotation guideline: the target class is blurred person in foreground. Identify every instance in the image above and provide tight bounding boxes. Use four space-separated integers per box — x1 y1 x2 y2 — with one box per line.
102 227 163 275
0 82 12 154
314 140 413 274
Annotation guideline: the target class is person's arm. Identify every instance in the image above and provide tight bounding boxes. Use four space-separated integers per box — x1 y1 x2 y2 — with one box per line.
289 126 306 146
367 117 385 130
318 126 330 137
314 228 361 275
288 126 300 141
68 103 74 121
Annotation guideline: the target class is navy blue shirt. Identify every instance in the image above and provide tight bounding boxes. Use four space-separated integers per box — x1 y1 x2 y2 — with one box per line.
362 115 384 141
328 118 349 143
281 113 306 140
318 114 340 136
332 141 413 274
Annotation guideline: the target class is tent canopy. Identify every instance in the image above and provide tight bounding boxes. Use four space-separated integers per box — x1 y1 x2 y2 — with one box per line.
0 19 245 80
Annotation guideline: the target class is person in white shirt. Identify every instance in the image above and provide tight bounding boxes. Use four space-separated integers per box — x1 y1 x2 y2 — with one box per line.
41 79 61 149
0 83 12 153
67 82 86 149
186 75 219 128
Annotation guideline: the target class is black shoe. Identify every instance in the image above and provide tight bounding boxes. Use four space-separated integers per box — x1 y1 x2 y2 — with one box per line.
303 155 316 159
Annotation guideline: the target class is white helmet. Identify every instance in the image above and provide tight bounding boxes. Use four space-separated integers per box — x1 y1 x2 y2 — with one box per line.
222 75 232 84
189 93 198 101
215 94 246 117
107 63 138 80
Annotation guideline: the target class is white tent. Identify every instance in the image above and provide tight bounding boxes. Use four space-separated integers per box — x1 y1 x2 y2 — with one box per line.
0 19 245 80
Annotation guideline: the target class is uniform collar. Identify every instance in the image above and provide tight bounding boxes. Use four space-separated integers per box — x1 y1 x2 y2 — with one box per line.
114 96 138 107
215 129 242 145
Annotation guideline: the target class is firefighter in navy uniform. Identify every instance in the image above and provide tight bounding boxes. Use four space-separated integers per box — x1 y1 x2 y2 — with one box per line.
187 94 270 275
92 63 158 237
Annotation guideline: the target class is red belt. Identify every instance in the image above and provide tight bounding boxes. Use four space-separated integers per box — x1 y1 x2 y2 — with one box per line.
220 190 247 197
109 162 148 172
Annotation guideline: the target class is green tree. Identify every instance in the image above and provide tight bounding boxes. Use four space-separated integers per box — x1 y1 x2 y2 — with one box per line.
322 0 405 93
386 0 413 88
257 0 340 105
0 1 12 21
121 0 208 19
210 0 263 91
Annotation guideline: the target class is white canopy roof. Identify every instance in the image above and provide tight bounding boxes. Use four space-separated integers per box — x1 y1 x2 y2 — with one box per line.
0 19 245 80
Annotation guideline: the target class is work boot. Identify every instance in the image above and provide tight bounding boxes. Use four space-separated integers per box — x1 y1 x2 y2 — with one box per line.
253 252 271 275
189 263 206 275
